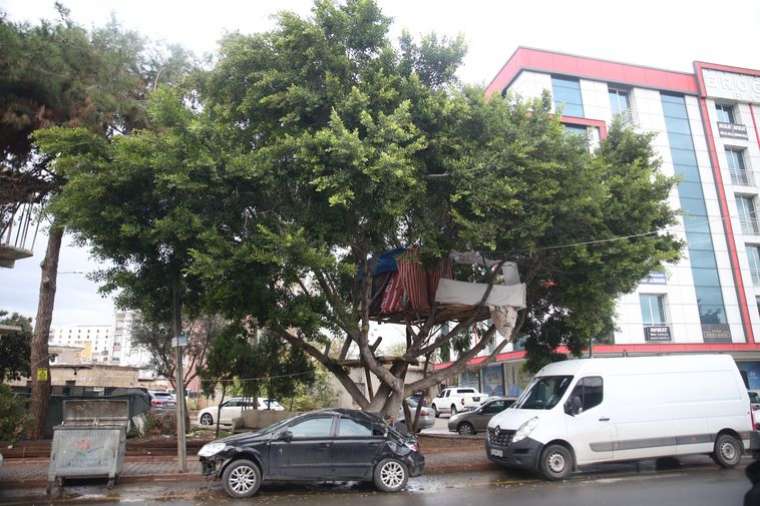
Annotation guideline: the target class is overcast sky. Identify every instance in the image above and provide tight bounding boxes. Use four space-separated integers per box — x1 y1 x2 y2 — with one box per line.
1 0 759 326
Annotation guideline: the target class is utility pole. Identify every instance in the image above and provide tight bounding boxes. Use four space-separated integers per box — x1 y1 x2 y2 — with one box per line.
173 333 187 472
171 275 187 473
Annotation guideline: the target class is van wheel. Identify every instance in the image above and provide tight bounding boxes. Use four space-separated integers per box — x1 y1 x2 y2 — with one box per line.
539 444 573 480
222 459 262 498
432 405 439 418
713 434 742 468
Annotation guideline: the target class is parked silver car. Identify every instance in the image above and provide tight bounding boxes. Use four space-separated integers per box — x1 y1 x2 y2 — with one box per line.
396 398 435 434
447 397 516 435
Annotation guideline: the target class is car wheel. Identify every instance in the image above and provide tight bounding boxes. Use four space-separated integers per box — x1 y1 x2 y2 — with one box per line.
713 434 742 468
222 459 262 498
200 413 213 426
450 405 457 416
457 422 475 436
539 444 573 480
374 458 409 492
432 405 439 418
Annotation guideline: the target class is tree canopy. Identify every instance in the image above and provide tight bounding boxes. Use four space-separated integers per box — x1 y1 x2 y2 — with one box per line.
36 0 682 417
0 310 32 382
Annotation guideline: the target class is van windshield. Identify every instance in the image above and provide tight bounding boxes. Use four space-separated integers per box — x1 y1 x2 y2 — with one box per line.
513 375 573 410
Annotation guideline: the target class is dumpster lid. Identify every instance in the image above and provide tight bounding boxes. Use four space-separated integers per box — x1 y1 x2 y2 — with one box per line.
62 399 130 426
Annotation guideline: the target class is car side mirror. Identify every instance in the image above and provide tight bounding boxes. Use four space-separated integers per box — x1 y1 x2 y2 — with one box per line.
564 396 582 416
278 430 293 442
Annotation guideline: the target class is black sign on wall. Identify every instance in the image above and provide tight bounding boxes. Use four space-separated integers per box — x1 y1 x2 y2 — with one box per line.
702 324 732 342
644 325 671 342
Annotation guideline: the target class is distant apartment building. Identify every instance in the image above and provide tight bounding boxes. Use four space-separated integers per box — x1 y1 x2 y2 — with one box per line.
49 324 114 363
444 48 760 397
49 310 151 367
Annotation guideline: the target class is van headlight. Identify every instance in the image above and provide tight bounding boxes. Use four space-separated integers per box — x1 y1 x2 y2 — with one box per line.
512 417 539 443
198 442 227 458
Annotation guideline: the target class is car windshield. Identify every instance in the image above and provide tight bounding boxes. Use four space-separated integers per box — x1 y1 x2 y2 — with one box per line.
513 375 573 410
153 392 171 398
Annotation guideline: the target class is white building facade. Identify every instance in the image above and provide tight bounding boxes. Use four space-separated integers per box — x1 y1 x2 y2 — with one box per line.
450 48 760 396
49 310 151 367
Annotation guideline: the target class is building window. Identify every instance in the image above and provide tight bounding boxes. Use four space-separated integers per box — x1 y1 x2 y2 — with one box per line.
563 124 588 137
640 294 667 325
716 103 736 124
748 245 760 285
726 148 751 186
609 87 632 121
551 76 584 117
737 195 760 235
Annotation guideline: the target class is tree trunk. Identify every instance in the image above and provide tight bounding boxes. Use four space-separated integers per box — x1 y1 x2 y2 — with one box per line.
215 384 226 439
29 224 64 440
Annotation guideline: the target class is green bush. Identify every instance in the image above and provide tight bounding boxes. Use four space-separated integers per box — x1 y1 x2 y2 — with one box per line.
0 384 29 443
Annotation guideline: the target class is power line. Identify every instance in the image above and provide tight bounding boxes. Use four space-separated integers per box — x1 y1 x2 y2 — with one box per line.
199 370 314 384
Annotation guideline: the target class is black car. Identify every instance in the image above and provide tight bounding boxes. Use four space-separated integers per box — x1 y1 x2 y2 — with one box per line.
198 408 425 498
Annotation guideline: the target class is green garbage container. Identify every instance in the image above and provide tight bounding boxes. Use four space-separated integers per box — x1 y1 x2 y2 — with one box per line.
47 399 129 495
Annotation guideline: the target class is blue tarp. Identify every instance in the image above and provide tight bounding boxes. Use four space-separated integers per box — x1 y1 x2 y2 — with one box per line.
373 247 406 275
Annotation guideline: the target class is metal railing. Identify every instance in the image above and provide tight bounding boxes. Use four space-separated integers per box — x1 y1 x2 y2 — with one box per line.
740 219 760 236
730 169 753 187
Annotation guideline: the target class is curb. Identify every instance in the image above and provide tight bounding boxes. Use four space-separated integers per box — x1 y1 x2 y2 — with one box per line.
0 460 495 490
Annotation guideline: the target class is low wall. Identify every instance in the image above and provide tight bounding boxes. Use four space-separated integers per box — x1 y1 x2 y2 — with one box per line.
233 410 300 431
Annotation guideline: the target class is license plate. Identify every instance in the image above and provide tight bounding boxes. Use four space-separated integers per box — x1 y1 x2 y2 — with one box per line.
490 448 503 457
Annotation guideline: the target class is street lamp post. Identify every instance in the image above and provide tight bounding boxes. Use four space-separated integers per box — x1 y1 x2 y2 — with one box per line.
172 333 188 472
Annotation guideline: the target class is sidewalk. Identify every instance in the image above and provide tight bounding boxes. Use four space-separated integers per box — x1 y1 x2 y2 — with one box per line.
0 446 494 488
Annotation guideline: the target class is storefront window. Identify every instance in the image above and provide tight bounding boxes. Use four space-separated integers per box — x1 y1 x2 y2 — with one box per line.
459 369 480 390
483 363 505 397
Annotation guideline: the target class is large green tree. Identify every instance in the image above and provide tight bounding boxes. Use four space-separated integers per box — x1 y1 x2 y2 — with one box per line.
188 0 681 415
1 5 194 437
36 0 681 418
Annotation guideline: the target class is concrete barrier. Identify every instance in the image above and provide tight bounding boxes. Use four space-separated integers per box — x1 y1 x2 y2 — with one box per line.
233 410 299 431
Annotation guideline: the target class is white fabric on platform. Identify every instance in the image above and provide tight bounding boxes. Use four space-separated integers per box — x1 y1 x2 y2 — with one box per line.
434 279 526 309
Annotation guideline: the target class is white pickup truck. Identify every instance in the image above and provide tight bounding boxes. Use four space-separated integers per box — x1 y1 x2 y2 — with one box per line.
431 387 484 417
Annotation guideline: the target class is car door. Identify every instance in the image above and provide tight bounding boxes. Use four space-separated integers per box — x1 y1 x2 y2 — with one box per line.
564 376 616 465
473 400 508 431
330 415 384 480
220 399 243 424
268 415 336 480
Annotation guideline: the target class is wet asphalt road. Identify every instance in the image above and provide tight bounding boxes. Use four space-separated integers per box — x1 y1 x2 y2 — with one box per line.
0 459 753 506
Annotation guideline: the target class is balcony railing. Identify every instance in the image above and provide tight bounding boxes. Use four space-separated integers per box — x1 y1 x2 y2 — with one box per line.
740 219 760 236
730 169 753 187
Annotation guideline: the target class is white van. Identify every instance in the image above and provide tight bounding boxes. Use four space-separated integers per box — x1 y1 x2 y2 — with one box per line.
486 354 759 480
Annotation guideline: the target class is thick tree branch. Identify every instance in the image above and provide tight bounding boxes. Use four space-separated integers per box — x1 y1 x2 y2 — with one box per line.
273 326 369 409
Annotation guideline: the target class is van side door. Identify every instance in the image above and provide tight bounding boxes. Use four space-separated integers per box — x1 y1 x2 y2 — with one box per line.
564 376 615 465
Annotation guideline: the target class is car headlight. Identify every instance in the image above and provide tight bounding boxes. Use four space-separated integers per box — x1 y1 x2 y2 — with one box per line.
197 442 227 458
512 417 539 444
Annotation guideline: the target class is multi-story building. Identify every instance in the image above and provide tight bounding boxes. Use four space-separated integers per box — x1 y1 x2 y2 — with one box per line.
448 47 760 396
49 324 114 363
113 310 152 367
49 310 151 367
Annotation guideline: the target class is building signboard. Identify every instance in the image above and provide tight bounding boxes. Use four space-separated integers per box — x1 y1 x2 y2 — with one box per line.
703 69 760 103
702 324 732 342
717 122 748 139
644 325 671 342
